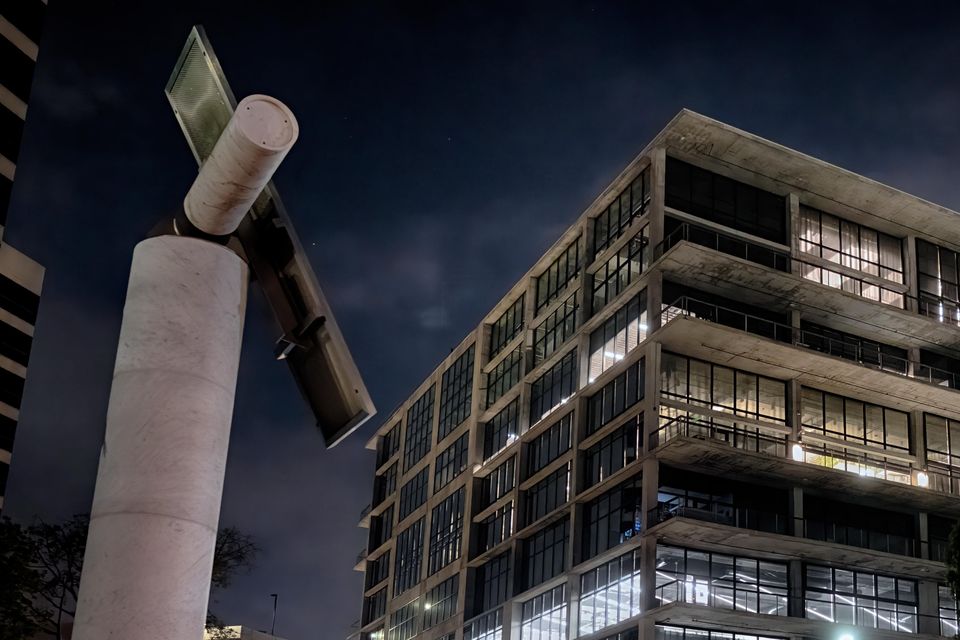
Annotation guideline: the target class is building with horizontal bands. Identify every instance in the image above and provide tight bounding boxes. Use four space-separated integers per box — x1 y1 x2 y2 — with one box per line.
354 109 960 640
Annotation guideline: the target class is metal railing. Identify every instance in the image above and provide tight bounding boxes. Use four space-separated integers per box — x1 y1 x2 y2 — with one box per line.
650 413 788 458
802 519 917 557
799 441 915 486
359 503 372 520
655 221 790 272
356 548 367 565
648 495 788 535
660 295 960 390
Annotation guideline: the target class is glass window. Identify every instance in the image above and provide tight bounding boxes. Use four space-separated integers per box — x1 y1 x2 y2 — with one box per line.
434 432 469 493
530 349 578 424
589 290 647 382
484 400 520 460
582 414 642 489
520 584 568 640
438 345 475 440
655 625 786 640
534 292 579 365
536 236 581 313
373 462 398 507
477 502 514 553
377 422 401 467
464 608 503 640
365 550 391 590
403 387 435 472
523 463 570 526
593 167 651 259
486 346 524 407
525 412 572 478
522 518 568 589
398 467 429 521
475 553 512 614
369 505 394 552
582 476 642 560
804 565 917 632
579 549 642 636
655 545 788 616
394 518 425 596
593 228 649 314
481 456 516 507
388 597 421 640
799 206 904 306
939 585 958 637
801 387 911 453
363 587 387 625
489 295 525 360
665 156 786 244
918 239 960 325
799 321 908 375
423 575 459 630
428 487 465 575
586 358 645 436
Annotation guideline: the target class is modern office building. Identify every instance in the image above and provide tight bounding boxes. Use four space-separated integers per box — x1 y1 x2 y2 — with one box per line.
0 0 46 512
354 109 960 640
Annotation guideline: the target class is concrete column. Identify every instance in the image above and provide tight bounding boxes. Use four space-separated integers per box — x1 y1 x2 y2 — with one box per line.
647 148 666 253
73 236 248 640
640 456 661 532
643 341 662 454
919 511 930 560
788 559 804 618
789 487 804 537
639 534 659 612
904 236 920 313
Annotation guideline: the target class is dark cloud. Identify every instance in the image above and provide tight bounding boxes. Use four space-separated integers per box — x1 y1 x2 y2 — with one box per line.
5 1 960 639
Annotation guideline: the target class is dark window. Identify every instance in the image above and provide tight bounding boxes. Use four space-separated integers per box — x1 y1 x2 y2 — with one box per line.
362 588 387 625
799 322 907 375
801 387 910 453
365 550 391 590
665 156 786 243
0 102 25 164
483 400 519 460
372 463 397 507
477 502 513 553
536 236 581 313
434 432 469 493
804 565 916 631
529 350 577 425
475 553 511 615
0 321 33 367
403 387 435 472
930 515 956 563
0 413 16 452
533 292 578 365
480 456 515 508
489 295 524 360
657 545 788 615
0 175 11 229
2 0 46 44
486 346 523 407
368 505 394 552
592 229 649 314
0 460 8 497
398 467 429 521
919 350 960 389
523 463 570 527
593 168 651 259
661 281 791 343
0 368 25 409
428 486 465 575
376 422 401 468
582 476 642 560
525 412 572 478
918 239 960 325
804 495 915 557
582 414 641 489
522 518 568 589
0 37 36 103
438 345 475 440
586 358 644 437
394 517 425 595
0 272 40 325
424 575 459 629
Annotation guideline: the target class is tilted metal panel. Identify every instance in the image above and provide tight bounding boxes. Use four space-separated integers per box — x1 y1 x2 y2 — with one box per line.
164 26 376 447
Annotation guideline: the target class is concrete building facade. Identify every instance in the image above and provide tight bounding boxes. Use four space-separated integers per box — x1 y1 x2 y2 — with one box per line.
354 110 960 640
0 0 46 513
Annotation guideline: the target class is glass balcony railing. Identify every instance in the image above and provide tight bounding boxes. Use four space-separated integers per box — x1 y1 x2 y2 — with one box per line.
659 295 960 390
650 413 788 458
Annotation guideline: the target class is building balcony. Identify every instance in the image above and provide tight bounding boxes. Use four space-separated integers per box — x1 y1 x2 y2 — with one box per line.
649 415 960 518
358 502 372 528
653 227 960 353
646 501 944 580
354 548 367 572
655 297 960 417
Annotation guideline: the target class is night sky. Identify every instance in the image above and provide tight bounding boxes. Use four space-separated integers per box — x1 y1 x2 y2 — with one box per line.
5 2 960 638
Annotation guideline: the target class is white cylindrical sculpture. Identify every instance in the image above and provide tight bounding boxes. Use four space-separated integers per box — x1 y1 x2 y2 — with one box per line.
72 236 248 640
183 94 299 236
